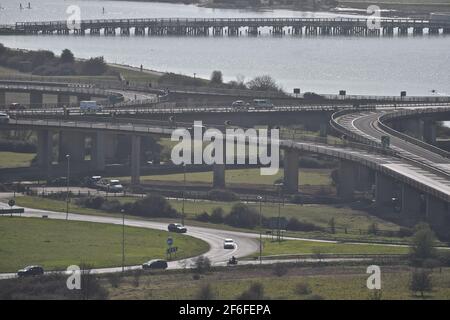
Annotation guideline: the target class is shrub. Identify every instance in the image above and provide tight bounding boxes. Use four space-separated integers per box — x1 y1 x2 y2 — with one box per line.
193 256 211 274
410 269 432 298
286 217 322 232
237 282 265 300
272 264 288 277
210 207 225 224
207 189 239 202
224 203 259 229
128 194 178 218
409 223 437 266
196 211 210 222
195 283 216 300
294 282 312 295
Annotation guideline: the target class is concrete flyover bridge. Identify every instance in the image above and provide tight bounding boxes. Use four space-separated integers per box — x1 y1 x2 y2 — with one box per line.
332 106 450 236
1 115 449 237
6 17 450 37
0 81 125 108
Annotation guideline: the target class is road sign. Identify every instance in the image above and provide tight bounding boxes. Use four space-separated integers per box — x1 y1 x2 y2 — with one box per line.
167 237 173 246
8 199 15 208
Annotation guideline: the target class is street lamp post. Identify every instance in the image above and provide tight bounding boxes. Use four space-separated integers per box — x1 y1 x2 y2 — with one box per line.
121 209 125 272
182 163 186 226
65 154 70 220
257 195 263 264
274 182 284 242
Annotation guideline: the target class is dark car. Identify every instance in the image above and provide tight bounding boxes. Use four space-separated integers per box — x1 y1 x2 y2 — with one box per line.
168 223 187 233
17 265 44 277
142 259 168 270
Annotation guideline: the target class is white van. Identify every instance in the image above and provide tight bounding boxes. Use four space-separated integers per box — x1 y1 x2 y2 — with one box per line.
252 99 274 109
80 101 102 113
0 113 10 123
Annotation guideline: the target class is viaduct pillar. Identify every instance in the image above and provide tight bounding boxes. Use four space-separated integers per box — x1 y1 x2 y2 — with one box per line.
59 131 85 163
355 165 374 191
426 195 450 239
401 184 426 223
0 91 5 107
57 94 71 106
283 149 299 193
337 160 356 200
36 130 53 177
375 172 397 207
213 164 226 189
423 120 437 145
30 92 43 107
91 132 106 171
131 135 141 185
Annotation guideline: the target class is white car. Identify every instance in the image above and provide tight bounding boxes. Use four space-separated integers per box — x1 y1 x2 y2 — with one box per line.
107 179 123 193
0 113 10 123
223 239 236 249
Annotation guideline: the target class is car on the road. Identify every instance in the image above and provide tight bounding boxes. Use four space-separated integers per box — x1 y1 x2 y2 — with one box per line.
107 179 123 193
85 175 102 187
0 112 10 123
49 176 68 186
9 103 26 111
251 99 274 109
231 100 247 110
223 238 236 249
17 265 44 277
168 223 187 233
142 259 168 270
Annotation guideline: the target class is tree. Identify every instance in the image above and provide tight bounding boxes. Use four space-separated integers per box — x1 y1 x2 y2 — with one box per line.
81 56 107 75
195 283 216 300
237 282 265 300
61 49 75 64
247 75 280 92
210 207 224 224
194 256 211 274
224 203 260 229
210 70 223 85
410 223 437 266
410 269 432 298
328 217 336 234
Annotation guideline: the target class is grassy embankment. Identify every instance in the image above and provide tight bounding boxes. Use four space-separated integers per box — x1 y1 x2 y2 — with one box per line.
0 216 208 273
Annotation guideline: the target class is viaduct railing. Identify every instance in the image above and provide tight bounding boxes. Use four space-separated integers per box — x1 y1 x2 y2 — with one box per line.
2 116 449 202
378 107 450 159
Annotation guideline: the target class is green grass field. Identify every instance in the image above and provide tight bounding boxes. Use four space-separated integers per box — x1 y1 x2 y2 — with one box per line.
107 266 450 300
256 239 409 257
0 152 35 168
116 168 332 187
0 216 208 273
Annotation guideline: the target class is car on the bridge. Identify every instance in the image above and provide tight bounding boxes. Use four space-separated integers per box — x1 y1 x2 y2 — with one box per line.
168 223 187 233
0 113 10 123
231 100 247 110
17 265 44 277
8 103 26 111
223 238 236 249
250 99 274 109
142 259 168 270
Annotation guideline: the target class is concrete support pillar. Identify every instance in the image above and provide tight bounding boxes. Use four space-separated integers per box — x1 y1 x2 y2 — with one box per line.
0 91 6 107
131 135 141 185
355 165 374 191
337 160 356 200
426 195 450 239
30 92 43 107
57 94 71 106
283 149 299 193
59 131 85 163
37 130 53 177
375 172 397 207
401 184 426 221
104 133 119 161
91 132 105 171
213 164 226 189
401 119 423 140
423 120 436 145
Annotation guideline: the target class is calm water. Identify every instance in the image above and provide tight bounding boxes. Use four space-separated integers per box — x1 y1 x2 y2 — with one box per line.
0 0 449 96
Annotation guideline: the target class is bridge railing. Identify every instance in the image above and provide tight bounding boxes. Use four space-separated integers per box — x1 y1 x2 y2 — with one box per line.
378 107 450 159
